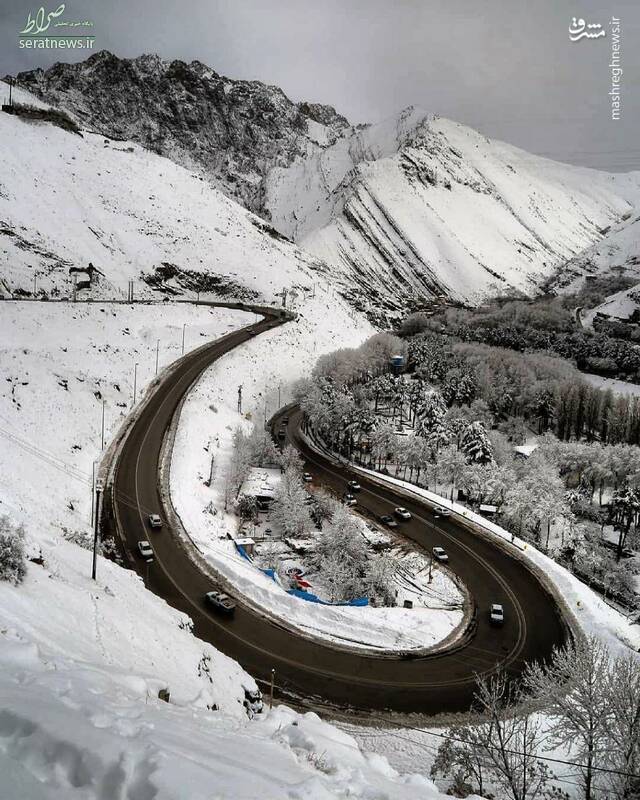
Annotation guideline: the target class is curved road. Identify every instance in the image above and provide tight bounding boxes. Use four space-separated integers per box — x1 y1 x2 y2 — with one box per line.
107 307 567 715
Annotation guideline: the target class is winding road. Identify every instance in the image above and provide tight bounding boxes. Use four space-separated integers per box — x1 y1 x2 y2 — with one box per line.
106 305 568 715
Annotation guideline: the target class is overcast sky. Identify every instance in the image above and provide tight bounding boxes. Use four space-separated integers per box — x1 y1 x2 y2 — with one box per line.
1 0 638 170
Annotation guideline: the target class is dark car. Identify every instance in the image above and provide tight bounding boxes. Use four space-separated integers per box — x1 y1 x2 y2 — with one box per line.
490 603 505 626
205 591 237 616
347 480 361 492
380 514 399 528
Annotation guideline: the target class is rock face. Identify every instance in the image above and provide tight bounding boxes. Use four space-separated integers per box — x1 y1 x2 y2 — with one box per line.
12 51 349 214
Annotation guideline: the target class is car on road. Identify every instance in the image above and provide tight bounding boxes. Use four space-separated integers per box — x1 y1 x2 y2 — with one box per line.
137 540 154 562
302 472 313 483
347 480 361 492
204 591 237 616
277 428 286 441
148 514 163 529
394 507 412 520
490 603 505 626
432 546 449 563
343 493 357 507
433 505 451 517
380 514 398 528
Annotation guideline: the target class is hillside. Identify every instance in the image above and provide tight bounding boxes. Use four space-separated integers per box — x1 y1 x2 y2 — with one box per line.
9 52 640 319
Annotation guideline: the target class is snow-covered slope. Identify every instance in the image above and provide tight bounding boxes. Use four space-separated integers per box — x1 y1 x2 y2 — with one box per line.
267 111 640 311
552 209 640 294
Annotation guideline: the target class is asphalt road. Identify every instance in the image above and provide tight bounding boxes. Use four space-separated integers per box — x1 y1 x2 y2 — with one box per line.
109 309 568 715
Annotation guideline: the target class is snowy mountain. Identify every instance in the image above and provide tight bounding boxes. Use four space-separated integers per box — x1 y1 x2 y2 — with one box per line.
10 52 640 318
10 51 349 215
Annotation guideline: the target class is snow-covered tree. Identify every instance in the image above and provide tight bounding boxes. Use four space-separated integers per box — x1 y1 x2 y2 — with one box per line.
270 468 312 537
460 421 494 464
432 671 557 800
525 637 611 800
0 516 26 585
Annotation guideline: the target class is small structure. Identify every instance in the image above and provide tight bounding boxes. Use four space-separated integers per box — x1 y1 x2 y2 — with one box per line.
239 467 282 508
233 537 255 557
479 504 498 516
513 443 538 459
390 354 405 374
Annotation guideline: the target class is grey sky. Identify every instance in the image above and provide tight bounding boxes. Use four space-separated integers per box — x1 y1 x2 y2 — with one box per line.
1 0 638 170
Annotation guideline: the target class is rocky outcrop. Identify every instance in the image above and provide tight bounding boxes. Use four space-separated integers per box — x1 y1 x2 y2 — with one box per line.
11 51 349 213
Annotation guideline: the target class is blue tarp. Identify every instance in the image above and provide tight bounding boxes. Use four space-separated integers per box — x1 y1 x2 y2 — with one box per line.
287 588 368 606
261 568 278 582
235 544 252 561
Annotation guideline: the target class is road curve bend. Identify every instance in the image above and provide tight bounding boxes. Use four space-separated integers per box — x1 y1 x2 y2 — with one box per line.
105 306 568 715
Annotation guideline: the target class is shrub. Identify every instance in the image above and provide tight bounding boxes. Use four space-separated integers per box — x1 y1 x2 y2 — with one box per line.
0 516 27 585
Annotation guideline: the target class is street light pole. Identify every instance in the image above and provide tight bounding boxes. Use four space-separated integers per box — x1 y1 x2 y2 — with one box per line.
133 363 139 407
91 483 103 580
428 552 433 583
101 398 105 450
181 323 186 355
155 339 160 376
269 668 275 710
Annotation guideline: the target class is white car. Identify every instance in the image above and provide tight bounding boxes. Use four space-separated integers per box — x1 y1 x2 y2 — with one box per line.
302 472 313 483
433 505 451 517
394 507 412 520
137 540 154 562
432 546 449 563
490 603 505 626
148 514 163 529
347 480 361 492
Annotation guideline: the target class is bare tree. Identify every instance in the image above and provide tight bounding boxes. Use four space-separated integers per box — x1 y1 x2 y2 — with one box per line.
603 653 640 799
432 671 558 800
524 637 611 800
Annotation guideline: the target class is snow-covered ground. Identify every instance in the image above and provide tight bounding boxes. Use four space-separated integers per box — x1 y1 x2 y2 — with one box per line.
170 305 465 652
0 300 250 534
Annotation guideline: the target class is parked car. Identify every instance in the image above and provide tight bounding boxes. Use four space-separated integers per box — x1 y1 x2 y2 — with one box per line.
380 514 398 528
394 507 412 520
433 505 451 517
432 546 449 563
205 591 237 616
347 480 361 492
277 428 286 441
343 493 357 507
302 472 313 483
137 540 154 562
242 684 264 715
490 603 505 626
148 514 163 529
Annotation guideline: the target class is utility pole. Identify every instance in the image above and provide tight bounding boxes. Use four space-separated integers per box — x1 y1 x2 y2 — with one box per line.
8 77 13 108
181 323 186 355
269 668 275 710
101 398 105 450
91 482 103 580
237 384 243 414
33 273 37 297
428 552 433 584
72 273 77 302
133 362 139 407
155 339 160 376
278 384 281 408
91 462 96 527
